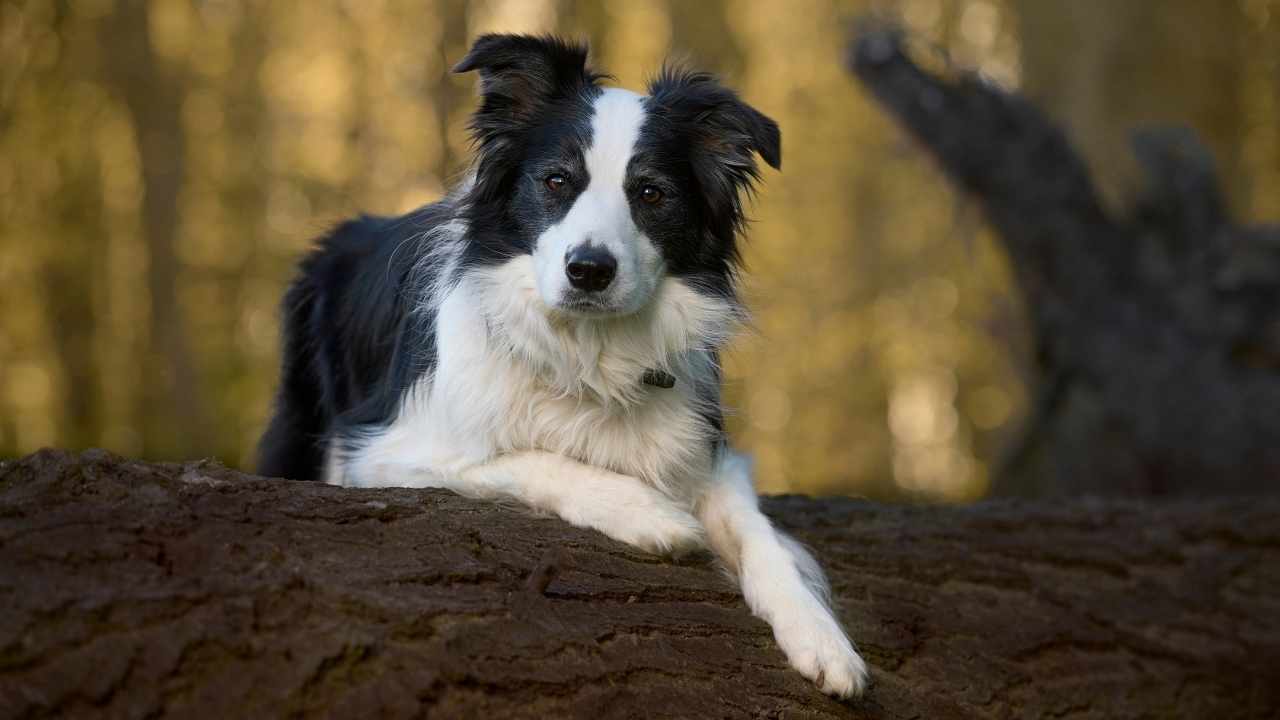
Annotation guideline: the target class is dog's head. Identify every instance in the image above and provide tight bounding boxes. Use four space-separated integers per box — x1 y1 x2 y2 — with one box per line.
454 34 780 317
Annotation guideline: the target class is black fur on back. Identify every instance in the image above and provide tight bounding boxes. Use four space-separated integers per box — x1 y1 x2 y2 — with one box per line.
257 206 445 480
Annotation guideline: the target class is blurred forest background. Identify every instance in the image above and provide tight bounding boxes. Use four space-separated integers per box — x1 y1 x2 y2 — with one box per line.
2 0 1278 501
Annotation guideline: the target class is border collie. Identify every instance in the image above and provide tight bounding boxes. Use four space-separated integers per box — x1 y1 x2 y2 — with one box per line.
259 34 867 698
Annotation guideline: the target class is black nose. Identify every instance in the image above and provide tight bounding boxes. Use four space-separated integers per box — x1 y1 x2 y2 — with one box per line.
565 246 617 292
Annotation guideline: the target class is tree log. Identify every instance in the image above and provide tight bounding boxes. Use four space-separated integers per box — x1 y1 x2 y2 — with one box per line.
2 450 1277 718
850 27 1280 496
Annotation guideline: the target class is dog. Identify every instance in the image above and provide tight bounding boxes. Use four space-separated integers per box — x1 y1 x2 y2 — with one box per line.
258 34 868 698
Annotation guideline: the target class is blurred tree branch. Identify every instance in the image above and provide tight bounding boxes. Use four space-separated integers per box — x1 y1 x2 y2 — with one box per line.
1015 0 1250 208
851 25 1280 495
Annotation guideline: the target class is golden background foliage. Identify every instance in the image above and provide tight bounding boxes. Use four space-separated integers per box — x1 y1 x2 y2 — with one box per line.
2 0 1277 501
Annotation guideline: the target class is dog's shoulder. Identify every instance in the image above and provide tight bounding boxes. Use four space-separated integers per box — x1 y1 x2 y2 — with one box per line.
276 202 460 435
292 199 464 314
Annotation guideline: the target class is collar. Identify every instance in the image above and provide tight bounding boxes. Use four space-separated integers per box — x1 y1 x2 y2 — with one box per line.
642 369 676 389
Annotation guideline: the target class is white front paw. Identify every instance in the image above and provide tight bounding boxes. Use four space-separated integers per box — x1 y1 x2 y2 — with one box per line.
561 485 704 557
608 498 704 556
775 611 869 699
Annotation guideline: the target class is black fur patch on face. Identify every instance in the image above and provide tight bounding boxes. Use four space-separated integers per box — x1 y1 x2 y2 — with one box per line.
637 68 781 295
453 34 605 268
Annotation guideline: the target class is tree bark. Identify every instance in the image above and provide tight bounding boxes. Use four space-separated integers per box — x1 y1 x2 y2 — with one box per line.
1 450 1276 719
850 26 1280 496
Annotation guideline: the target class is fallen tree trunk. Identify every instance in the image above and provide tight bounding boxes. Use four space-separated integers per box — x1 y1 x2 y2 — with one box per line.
1 450 1277 718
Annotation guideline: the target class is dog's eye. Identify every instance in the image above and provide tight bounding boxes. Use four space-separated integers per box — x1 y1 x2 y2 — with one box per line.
545 174 567 191
640 185 663 204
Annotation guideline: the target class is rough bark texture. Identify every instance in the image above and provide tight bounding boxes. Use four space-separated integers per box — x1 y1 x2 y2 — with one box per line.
850 27 1280 496
2 450 1278 719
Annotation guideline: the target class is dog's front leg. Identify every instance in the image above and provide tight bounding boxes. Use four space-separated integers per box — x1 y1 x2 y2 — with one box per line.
444 450 704 556
697 452 869 698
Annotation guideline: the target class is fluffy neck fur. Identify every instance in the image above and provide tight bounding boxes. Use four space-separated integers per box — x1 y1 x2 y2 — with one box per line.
464 255 742 409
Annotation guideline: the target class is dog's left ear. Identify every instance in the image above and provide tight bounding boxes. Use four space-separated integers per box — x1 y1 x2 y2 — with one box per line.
648 68 781 173
648 69 780 230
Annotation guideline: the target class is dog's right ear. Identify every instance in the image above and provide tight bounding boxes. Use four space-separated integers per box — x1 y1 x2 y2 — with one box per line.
453 34 601 140
454 35 601 202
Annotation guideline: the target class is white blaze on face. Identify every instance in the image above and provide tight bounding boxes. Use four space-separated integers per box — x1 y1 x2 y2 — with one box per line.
532 88 664 315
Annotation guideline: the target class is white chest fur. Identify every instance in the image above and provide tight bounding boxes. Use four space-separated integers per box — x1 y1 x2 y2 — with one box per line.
335 256 737 501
